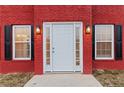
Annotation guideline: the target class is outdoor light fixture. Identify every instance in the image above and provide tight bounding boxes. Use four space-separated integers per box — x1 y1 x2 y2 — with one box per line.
36 25 41 35
86 25 91 34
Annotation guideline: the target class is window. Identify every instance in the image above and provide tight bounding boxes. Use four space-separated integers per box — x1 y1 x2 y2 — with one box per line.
95 25 114 59
45 25 50 65
75 24 81 66
13 25 31 60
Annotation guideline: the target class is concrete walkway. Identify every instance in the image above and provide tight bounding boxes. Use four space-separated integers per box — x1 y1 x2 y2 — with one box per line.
24 73 102 87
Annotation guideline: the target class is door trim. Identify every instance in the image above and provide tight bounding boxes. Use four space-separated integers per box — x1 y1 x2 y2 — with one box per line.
43 22 83 73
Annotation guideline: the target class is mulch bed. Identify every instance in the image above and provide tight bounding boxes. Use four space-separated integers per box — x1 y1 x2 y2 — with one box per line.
93 70 124 87
0 72 33 87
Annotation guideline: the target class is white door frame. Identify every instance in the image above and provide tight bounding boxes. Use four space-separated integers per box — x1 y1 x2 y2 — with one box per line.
43 22 83 73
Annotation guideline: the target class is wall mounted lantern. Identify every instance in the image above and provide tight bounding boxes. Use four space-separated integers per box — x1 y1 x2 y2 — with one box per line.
86 25 91 34
36 25 41 35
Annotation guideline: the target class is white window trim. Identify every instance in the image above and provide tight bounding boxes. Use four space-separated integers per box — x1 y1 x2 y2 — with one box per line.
95 25 114 60
12 25 31 60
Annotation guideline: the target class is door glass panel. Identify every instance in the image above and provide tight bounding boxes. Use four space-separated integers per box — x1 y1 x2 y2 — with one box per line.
46 26 50 65
75 25 80 66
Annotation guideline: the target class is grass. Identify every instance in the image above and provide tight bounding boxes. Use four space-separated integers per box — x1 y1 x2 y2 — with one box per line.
93 70 124 87
0 72 33 87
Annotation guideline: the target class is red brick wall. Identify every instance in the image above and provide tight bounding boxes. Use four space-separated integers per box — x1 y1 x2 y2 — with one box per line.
92 5 124 70
0 5 93 74
0 6 34 73
34 5 92 74
2 5 124 74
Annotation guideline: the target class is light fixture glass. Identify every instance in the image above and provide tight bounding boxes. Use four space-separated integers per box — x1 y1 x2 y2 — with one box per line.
86 25 91 34
36 25 41 34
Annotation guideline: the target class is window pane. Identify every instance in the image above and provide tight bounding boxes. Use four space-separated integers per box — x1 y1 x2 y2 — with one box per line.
75 26 80 66
76 28 80 42
76 60 80 66
46 43 50 50
96 25 113 41
76 43 80 50
15 43 30 58
96 42 112 57
46 26 50 65
14 26 30 42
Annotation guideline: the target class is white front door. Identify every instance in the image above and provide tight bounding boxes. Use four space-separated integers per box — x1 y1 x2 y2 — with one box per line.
52 24 74 71
43 22 83 73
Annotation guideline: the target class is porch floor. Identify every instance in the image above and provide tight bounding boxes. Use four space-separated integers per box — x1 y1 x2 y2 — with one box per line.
24 73 102 87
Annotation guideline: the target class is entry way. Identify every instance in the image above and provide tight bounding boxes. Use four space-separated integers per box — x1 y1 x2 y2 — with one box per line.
43 22 83 73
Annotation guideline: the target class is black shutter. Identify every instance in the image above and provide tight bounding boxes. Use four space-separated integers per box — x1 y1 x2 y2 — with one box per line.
115 25 122 60
92 25 95 60
31 25 34 60
4 25 12 60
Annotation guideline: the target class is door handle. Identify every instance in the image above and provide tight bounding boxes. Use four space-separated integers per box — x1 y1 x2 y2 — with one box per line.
52 47 55 53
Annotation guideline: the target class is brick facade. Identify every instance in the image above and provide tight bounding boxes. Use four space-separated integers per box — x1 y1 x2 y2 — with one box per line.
0 5 123 74
0 6 34 73
92 6 124 70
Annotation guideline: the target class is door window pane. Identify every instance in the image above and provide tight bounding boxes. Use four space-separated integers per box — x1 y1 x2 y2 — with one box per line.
75 25 80 66
46 26 50 65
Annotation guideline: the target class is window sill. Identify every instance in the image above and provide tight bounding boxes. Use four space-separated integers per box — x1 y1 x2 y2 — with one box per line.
13 58 31 60
95 57 114 60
